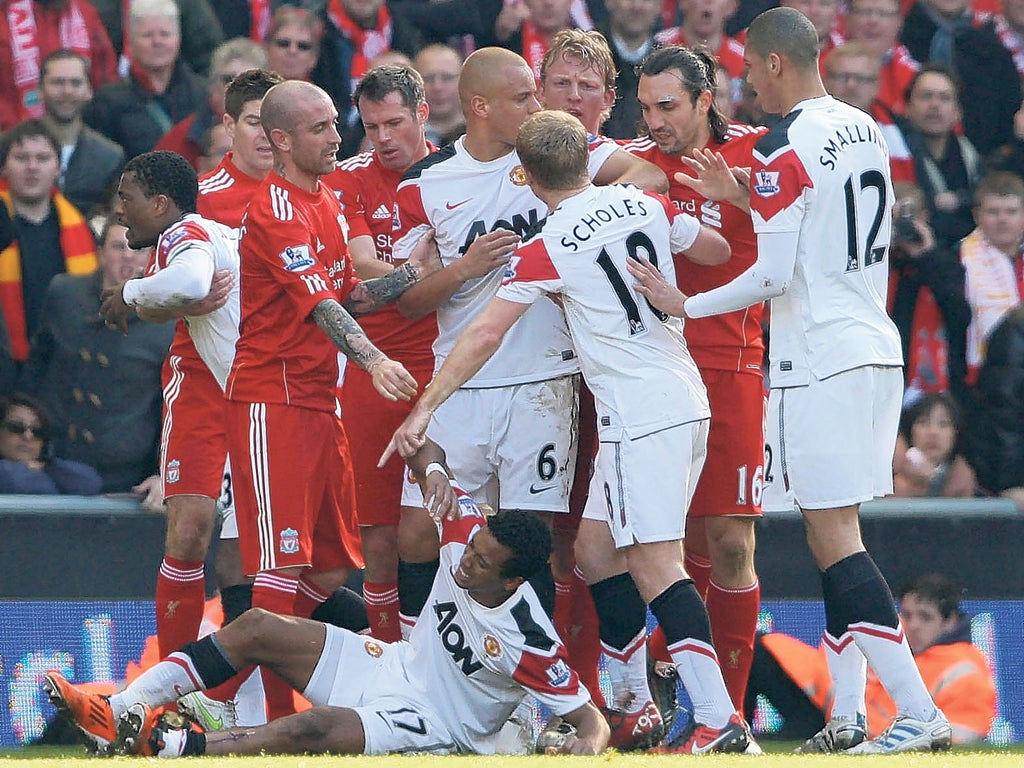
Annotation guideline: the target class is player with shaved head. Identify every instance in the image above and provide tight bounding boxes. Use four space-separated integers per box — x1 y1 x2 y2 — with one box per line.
627 7 952 754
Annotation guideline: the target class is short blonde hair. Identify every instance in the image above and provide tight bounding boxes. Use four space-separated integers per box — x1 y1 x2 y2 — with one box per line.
516 110 589 191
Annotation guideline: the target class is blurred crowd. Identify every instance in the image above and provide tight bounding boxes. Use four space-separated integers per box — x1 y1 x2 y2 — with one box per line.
0 0 1022 507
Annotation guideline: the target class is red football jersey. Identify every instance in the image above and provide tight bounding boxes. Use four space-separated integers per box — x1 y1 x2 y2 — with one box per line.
877 44 920 117
197 152 262 230
226 173 356 412
324 150 436 368
625 124 766 374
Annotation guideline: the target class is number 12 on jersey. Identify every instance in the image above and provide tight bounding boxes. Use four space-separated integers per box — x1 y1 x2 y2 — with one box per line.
844 169 889 273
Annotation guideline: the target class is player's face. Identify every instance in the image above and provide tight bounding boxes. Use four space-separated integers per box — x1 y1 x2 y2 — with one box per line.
98 223 149 288
488 64 543 148
825 56 880 111
287 93 343 177
680 0 737 39
115 172 164 249
743 49 782 115
359 92 429 172
541 54 614 135
40 57 92 123
905 73 960 139
909 401 957 466
227 99 274 177
975 193 1024 255
638 71 712 156
2 137 60 206
454 528 517 597
899 593 956 654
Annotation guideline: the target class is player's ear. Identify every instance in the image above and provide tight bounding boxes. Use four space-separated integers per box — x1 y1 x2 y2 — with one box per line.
503 575 525 593
417 99 430 125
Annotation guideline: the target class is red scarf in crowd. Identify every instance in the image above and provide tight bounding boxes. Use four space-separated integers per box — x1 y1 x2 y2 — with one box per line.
0 182 98 361
326 0 393 84
520 20 549 81
7 0 91 121
994 15 1024 76
249 0 270 42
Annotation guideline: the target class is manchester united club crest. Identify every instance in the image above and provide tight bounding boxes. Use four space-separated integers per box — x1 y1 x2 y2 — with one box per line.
364 639 384 658
279 527 300 554
482 634 502 659
165 459 180 484
509 165 528 186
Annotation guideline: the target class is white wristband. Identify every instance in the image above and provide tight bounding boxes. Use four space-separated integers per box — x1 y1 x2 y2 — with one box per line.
423 462 448 479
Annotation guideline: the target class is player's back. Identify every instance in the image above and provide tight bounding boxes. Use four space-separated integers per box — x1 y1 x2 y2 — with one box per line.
750 95 903 387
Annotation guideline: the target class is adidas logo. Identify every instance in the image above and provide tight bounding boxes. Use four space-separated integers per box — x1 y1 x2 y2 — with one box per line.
371 204 391 220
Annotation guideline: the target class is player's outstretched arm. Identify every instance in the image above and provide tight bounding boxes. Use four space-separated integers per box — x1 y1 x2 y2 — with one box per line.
345 229 441 315
557 702 610 755
397 229 520 320
593 148 669 192
136 269 235 323
311 298 417 402
676 148 751 211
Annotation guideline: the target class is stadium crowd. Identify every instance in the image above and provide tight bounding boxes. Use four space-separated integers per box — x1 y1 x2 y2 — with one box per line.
0 0 1012 757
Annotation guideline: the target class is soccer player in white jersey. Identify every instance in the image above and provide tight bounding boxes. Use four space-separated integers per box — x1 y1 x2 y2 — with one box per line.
386 110 755 755
626 7 952 755
393 47 667 621
43 439 610 758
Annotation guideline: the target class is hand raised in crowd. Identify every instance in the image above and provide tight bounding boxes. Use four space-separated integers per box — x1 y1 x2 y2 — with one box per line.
99 282 133 334
626 256 688 318
676 148 751 211
453 229 520 282
367 356 418 402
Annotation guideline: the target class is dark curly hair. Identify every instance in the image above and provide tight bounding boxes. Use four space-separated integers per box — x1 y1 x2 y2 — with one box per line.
486 509 552 581
898 573 962 620
122 150 198 214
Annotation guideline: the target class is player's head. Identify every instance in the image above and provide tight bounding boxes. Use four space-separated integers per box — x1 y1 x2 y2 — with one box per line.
516 110 590 192
486 509 553 581
460 47 541 149
261 80 340 179
744 7 821 114
539 29 617 134
354 64 430 172
223 69 282 178
117 151 198 249
638 45 728 153
897 573 963 654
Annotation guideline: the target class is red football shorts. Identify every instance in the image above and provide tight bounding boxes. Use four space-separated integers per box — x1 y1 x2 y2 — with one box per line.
342 363 433 526
226 401 363 576
689 370 766 518
160 353 227 499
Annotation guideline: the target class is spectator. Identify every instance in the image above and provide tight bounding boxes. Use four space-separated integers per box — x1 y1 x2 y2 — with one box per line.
264 5 322 82
782 0 844 59
960 170 1024 380
83 0 206 160
155 37 266 171
196 122 231 175
900 0 983 68
598 0 661 139
413 43 465 147
745 573 997 745
845 0 919 116
19 216 172 495
896 65 983 251
991 0 1024 80
39 49 124 218
0 0 117 131
0 119 97 364
504 0 578 81
892 393 977 497
90 0 224 77
656 0 746 104
968 305 1024 507
311 0 425 159
0 391 101 494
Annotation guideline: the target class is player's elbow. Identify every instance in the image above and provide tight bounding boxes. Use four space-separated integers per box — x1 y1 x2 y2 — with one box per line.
686 228 731 266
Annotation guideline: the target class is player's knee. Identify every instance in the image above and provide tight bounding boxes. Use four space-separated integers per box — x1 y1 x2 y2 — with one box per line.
286 706 354 752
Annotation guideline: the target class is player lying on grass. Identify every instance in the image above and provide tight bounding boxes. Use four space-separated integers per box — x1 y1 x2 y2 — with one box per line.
43 438 610 757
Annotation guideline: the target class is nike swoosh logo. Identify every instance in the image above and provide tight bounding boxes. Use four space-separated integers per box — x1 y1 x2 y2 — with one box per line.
445 199 470 210
529 484 556 494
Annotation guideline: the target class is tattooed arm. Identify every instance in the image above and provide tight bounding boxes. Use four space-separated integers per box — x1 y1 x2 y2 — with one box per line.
343 261 419 317
311 298 418 401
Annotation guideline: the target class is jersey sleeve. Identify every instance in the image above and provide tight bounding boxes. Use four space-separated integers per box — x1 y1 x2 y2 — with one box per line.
123 221 216 308
392 179 431 262
496 239 560 305
439 485 486 548
749 145 813 233
586 134 618 178
505 603 590 716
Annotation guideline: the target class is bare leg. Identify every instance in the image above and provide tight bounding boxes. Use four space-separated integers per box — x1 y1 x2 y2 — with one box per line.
204 706 366 755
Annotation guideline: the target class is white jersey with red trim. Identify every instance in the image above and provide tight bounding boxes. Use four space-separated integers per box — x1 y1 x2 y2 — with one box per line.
749 95 903 387
396 489 589 753
126 213 240 388
392 136 615 387
497 184 709 435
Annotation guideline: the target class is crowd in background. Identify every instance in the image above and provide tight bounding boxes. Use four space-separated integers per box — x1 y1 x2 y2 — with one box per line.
0 0 1022 507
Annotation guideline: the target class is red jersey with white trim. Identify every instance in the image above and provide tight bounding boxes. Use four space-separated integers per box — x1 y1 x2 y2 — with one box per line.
877 44 919 116
392 137 615 387
398 488 590 753
134 214 240 388
625 124 766 375
749 95 902 388
324 151 436 367
498 184 710 436
197 152 262 230
227 172 355 412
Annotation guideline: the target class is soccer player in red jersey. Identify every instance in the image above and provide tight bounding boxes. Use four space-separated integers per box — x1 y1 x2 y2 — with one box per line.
322 65 440 643
625 44 766 719
223 79 430 718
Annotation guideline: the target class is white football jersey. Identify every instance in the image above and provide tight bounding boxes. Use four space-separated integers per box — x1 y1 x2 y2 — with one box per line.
498 184 709 437
395 491 590 753
749 95 903 387
128 214 240 388
393 136 616 387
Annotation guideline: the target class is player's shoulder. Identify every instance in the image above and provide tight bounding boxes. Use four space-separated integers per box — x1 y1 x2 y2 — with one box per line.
161 215 213 246
334 150 375 173
621 136 657 157
250 178 301 222
752 110 805 163
505 593 560 657
720 123 766 157
197 165 235 195
400 142 459 186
